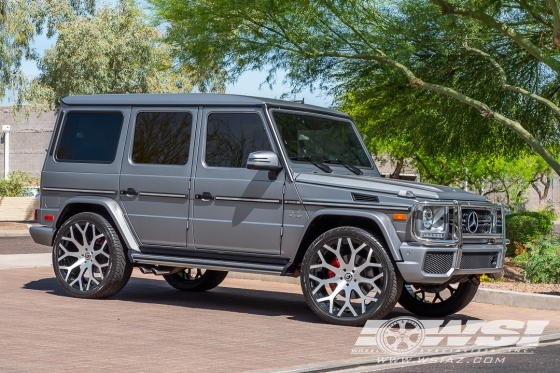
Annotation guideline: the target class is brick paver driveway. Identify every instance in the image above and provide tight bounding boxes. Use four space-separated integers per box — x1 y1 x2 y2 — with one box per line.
2 267 560 373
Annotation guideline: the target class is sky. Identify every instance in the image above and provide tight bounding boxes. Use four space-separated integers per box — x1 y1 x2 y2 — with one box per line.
1 0 332 107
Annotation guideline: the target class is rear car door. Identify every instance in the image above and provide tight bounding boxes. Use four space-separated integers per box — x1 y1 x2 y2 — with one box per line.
192 108 284 254
119 108 197 247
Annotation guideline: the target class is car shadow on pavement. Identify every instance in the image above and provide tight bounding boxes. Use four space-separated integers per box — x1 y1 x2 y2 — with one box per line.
23 276 482 325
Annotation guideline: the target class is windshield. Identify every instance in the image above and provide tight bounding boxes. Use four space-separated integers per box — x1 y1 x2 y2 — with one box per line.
272 111 372 168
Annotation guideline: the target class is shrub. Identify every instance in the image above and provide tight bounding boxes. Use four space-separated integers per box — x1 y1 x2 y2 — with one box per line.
505 210 554 255
524 237 560 284
0 171 38 197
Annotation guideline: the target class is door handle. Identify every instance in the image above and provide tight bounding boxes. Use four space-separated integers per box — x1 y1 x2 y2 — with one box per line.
120 188 138 196
195 192 214 201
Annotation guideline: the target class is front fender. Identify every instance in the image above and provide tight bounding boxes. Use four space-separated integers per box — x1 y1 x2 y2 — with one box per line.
58 196 140 252
294 208 403 261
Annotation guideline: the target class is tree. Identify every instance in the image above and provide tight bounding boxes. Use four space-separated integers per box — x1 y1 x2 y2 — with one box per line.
148 0 560 176
0 0 95 100
22 0 191 108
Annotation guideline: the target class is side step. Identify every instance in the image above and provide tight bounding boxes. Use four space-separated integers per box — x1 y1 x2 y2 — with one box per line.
129 251 286 275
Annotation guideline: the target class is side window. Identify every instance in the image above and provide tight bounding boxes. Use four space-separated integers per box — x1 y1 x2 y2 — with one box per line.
56 112 123 163
205 112 272 168
132 112 193 165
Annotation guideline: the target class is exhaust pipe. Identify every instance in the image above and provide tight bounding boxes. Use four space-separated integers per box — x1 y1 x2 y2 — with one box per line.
138 266 182 276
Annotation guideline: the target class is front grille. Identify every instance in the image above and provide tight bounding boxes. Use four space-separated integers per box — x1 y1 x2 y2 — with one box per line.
460 252 499 269
422 252 454 274
448 208 499 235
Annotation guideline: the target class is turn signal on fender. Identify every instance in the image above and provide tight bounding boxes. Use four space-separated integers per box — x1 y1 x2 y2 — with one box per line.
392 213 408 221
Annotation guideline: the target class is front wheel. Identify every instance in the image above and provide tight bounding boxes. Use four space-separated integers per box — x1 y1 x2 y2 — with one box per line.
163 268 228 292
52 212 133 299
398 279 479 317
301 227 400 326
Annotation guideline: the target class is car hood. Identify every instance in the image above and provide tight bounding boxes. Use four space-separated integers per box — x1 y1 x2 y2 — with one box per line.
294 173 487 201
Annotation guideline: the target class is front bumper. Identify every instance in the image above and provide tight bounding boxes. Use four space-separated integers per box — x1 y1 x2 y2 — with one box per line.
29 226 56 247
396 242 505 284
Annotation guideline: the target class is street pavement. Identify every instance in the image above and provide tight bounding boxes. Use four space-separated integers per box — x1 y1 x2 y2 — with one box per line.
2 236 560 372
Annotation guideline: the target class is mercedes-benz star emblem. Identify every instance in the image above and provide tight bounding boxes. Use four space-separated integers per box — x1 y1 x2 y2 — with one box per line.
466 211 479 233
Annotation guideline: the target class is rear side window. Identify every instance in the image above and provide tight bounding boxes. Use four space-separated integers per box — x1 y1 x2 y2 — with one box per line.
205 112 272 168
56 112 123 163
132 112 193 165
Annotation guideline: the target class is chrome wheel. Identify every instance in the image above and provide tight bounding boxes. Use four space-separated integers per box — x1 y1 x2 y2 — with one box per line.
301 227 399 326
398 279 479 317
176 268 205 281
56 221 109 291
163 268 228 292
52 212 132 299
405 283 458 304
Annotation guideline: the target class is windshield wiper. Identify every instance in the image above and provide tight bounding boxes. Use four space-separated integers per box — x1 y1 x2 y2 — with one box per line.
290 156 333 173
323 159 363 175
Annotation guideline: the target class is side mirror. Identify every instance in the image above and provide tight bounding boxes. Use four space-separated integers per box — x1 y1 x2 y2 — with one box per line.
247 151 283 171
247 151 283 180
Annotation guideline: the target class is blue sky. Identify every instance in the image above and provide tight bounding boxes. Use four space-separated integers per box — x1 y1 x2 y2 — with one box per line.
2 0 331 107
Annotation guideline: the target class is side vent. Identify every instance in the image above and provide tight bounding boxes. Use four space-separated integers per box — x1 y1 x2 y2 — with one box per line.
351 193 379 203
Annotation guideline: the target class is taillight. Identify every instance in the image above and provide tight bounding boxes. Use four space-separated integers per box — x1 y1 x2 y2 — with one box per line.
44 215 54 221
34 209 38 221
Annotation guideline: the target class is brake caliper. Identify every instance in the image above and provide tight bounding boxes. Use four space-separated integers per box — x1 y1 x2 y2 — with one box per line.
327 258 340 291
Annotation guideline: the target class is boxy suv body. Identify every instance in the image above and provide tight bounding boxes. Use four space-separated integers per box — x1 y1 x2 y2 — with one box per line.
30 94 505 325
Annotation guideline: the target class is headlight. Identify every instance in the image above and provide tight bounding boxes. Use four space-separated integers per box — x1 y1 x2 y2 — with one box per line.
415 205 448 239
422 207 433 229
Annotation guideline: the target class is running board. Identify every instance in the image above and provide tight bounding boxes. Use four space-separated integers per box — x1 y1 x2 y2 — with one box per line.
129 251 286 275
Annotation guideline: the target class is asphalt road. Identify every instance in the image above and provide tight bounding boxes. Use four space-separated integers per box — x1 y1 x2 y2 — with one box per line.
0 236 51 255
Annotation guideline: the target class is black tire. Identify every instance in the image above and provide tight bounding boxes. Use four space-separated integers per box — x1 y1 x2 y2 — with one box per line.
398 280 479 317
301 227 400 326
52 212 133 299
163 268 228 292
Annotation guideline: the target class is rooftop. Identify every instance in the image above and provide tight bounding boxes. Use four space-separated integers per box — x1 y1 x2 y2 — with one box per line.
61 93 349 118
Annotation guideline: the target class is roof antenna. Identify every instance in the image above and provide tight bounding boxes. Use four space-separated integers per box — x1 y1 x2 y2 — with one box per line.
292 98 305 104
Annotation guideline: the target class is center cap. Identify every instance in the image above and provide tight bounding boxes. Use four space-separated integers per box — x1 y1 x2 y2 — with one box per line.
84 252 92 261
344 272 353 281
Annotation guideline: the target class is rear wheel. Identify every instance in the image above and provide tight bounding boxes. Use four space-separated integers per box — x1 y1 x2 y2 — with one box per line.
398 279 479 317
52 212 132 299
163 268 228 292
301 227 400 326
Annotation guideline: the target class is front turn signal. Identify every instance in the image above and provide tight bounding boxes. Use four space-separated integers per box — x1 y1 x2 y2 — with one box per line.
392 213 408 221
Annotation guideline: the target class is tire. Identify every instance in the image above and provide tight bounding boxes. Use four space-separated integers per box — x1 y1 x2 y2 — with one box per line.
163 268 228 292
300 227 400 326
398 279 479 317
52 212 133 299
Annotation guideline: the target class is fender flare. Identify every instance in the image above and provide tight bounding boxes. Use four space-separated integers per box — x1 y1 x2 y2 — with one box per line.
293 208 403 261
57 196 140 252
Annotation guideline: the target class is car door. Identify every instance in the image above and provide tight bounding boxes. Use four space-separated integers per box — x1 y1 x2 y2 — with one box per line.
192 108 284 254
119 108 197 247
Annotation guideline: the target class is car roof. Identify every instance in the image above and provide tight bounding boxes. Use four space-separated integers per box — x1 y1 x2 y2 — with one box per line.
60 93 350 119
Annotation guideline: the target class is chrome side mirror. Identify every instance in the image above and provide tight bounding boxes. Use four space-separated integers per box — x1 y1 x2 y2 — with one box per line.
246 151 283 180
246 151 282 171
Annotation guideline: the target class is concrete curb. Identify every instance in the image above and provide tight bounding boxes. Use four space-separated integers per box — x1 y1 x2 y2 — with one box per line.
0 230 31 237
473 287 560 311
0 253 51 269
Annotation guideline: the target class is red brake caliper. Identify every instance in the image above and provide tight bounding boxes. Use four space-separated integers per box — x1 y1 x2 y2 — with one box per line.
327 258 340 291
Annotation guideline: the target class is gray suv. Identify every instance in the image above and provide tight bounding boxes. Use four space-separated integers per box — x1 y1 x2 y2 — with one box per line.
30 94 505 326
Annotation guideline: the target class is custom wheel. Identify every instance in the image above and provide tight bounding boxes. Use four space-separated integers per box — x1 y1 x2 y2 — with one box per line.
398 279 479 317
53 212 132 299
163 268 228 292
301 227 400 326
